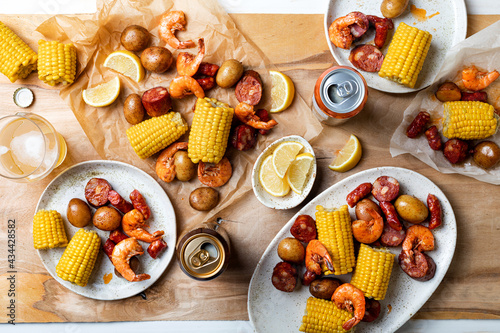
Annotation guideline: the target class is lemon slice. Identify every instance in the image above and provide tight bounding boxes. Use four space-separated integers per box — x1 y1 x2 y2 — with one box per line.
328 134 362 172
286 153 314 194
272 141 304 179
104 50 145 82
259 155 290 197
82 77 121 107
269 70 295 113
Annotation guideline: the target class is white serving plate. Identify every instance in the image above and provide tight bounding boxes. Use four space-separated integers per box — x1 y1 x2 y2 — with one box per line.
35 160 176 300
251 135 316 210
325 0 467 93
248 166 456 333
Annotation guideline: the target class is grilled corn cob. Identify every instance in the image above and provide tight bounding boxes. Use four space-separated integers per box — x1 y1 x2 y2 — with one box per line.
378 22 432 88
0 21 37 83
37 40 77 86
315 205 356 275
33 210 68 250
56 229 100 287
350 244 395 300
299 297 352 333
188 97 234 164
126 111 188 159
442 101 498 140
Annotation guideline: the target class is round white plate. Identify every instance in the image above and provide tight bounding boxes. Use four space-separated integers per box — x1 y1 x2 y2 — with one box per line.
324 0 467 93
35 160 176 300
248 167 456 333
251 135 316 210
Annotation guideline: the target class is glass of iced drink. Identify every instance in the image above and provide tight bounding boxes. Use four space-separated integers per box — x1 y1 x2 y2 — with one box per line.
0 112 67 182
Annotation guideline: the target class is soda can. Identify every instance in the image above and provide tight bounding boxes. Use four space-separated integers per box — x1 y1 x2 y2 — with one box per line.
312 66 368 126
176 220 230 281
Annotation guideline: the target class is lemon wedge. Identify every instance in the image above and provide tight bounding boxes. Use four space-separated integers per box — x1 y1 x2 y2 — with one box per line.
259 155 290 197
104 50 145 82
286 153 314 194
272 141 304 179
269 70 295 113
82 77 121 107
328 134 362 172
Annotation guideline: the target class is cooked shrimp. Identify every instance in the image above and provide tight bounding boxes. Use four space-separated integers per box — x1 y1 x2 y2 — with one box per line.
402 225 435 254
235 102 278 130
169 75 205 99
328 13 368 49
351 208 384 244
158 11 195 49
198 157 232 187
122 209 164 243
462 65 499 91
305 239 334 275
332 283 366 331
156 142 188 182
111 237 150 282
176 38 205 77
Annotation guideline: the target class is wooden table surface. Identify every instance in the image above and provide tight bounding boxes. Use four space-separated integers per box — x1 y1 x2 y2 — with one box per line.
0 11 499 323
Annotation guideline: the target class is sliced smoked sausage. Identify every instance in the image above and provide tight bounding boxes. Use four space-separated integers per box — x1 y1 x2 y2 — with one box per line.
130 189 151 220
380 221 405 247
142 87 171 117
147 238 168 259
272 261 297 292
398 250 436 281
290 215 317 243
349 45 384 72
108 190 134 214
372 176 399 202
346 183 373 208
427 194 442 230
406 111 430 138
231 124 257 151
379 201 402 231
235 70 263 105
85 178 112 207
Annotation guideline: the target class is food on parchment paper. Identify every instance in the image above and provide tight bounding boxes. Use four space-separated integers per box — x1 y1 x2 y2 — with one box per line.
405 111 430 138
104 50 144 82
82 76 121 107
427 194 443 230
231 124 257 151
351 208 384 244
394 194 429 224
0 21 37 83
299 297 354 333
272 261 298 292
443 138 469 164
235 70 263 105
173 150 197 182
309 278 341 300
349 44 384 73
372 176 400 202
442 101 497 140
194 62 219 91
328 134 362 173
472 141 500 169
277 237 305 265
122 209 164 243
425 126 443 151
140 46 173 74
126 112 188 159
156 142 190 183
367 15 394 49
85 178 112 207
176 38 205 77
142 87 172 117
435 82 462 102
123 94 145 125
120 25 150 52
169 75 205 99
38 40 77 86
216 59 244 88
328 12 369 49
462 65 499 91
93 206 122 231
33 210 68 249
378 23 432 88
67 198 92 228
189 187 219 211
111 237 150 282
235 102 278 130
56 229 100 287
461 91 488 102
269 70 295 113
290 215 317 243
198 157 232 187
158 11 196 49
380 0 409 19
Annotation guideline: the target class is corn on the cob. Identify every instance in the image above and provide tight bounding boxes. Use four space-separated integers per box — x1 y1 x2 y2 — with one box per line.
126 111 188 159
0 21 37 83
350 244 394 300
315 205 356 275
56 229 100 287
442 101 497 140
299 297 352 333
378 22 432 88
188 97 234 164
33 210 68 250
37 40 77 86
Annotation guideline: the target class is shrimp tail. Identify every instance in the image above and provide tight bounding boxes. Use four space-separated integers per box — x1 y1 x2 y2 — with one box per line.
342 317 359 331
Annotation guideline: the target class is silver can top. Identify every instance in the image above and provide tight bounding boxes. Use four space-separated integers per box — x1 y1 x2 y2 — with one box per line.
320 68 365 114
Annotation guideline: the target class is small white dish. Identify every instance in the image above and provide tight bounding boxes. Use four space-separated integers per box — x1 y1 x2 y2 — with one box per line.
251 135 316 210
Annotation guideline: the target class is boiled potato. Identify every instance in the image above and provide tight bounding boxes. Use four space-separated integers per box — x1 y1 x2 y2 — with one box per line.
189 187 219 211
216 59 244 88
309 278 342 300
435 82 462 102
355 199 382 221
140 46 173 73
67 198 92 228
93 206 122 231
121 25 150 52
123 93 145 125
174 151 196 181
381 0 409 18
394 195 428 224
473 141 500 169
277 237 305 264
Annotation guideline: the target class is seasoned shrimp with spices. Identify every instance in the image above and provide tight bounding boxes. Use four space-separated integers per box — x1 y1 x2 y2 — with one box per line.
111 237 150 282
329 12 368 49
122 209 164 243
332 283 366 331
176 38 205 77
156 142 188 182
158 11 195 49
235 102 278 130
198 157 232 187
402 224 435 254
305 240 334 275
169 76 205 99
351 208 384 244
462 65 499 91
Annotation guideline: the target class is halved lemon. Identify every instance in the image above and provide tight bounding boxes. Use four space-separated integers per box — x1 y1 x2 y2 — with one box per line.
82 77 121 107
269 70 295 113
259 155 290 197
104 50 145 82
328 134 362 172
272 141 304 179
286 153 314 194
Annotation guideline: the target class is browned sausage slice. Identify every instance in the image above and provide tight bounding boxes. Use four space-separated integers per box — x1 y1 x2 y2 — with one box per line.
372 176 399 202
231 124 257 151
379 201 402 231
272 262 297 292
349 45 384 73
147 238 168 259
346 183 373 208
290 215 317 243
85 178 112 207
235 70 263 105
427 194 442 229
142 87 172 117
398 250 436 281
108 190 134 214
380 221 405 247
130 189 151 220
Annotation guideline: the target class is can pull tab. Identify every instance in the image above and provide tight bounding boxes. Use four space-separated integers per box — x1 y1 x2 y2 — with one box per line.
336 80 355 98
327 80 359 105
188 241 219 269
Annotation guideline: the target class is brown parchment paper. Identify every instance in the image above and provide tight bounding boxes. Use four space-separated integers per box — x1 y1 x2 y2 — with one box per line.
390 20 500 185
35 0 323 233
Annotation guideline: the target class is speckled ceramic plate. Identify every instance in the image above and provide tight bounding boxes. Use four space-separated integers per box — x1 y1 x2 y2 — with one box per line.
248 167 456 333
325 0 467 93
35 160 176 300
252 135 316 210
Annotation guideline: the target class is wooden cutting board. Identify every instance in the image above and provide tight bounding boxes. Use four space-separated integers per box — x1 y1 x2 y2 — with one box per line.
0 12 499 323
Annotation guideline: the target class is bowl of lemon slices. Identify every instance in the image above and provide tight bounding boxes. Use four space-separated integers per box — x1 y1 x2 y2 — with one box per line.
251 135 316 209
